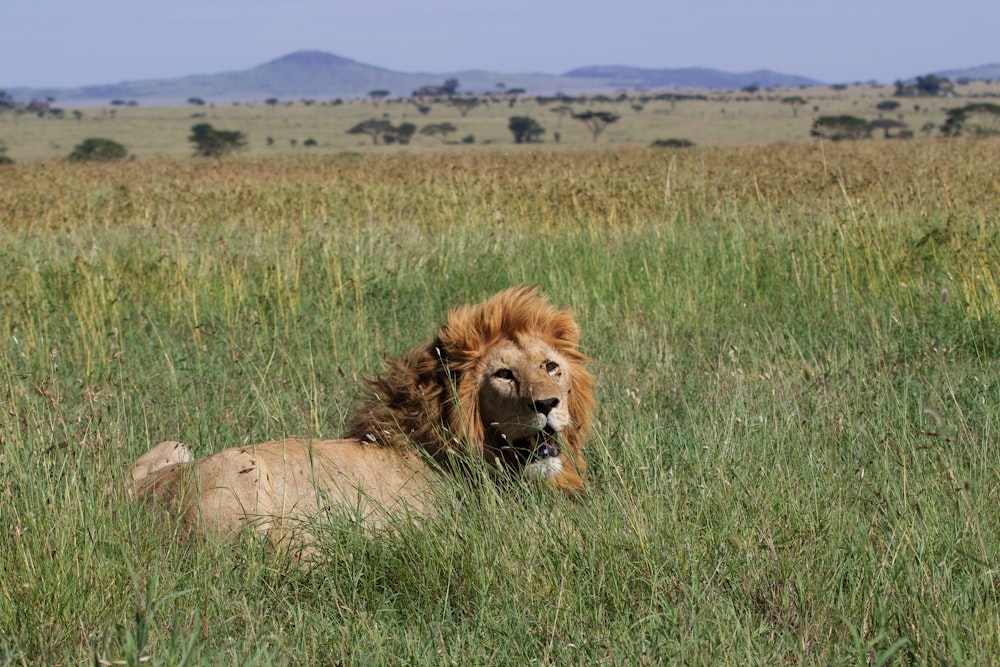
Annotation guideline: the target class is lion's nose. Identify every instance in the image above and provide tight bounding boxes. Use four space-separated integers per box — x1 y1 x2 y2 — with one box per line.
532 397 559 415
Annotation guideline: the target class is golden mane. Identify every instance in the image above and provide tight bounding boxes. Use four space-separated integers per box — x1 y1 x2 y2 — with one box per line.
345 286 595 481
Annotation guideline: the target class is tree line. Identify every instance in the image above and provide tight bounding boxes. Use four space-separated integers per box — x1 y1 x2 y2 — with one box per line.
4 74 1000 163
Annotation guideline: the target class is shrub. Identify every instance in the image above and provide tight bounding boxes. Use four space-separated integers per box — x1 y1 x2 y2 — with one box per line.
650 138 695 148
67 138 128 162
508 116 545 143
395 122 417 145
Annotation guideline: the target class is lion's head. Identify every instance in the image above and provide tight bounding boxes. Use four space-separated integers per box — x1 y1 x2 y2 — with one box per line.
346 286 595 495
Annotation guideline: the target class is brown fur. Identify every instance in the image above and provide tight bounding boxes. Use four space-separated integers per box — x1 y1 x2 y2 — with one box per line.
131 286 595 544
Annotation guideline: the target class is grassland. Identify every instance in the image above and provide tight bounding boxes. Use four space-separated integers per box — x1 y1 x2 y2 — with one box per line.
3 80 999 161
1 137 999 664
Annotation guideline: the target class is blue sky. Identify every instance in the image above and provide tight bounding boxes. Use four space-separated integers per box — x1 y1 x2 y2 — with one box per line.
3 0 997 88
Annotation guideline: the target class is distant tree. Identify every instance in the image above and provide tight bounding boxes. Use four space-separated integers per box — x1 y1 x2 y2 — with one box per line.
369 89 390 104
572 110 620 143
412 85 445 97
940 102 1000 137
26 100 51 117
67 137 129 162
916 74 954 96
895 75 954 97
303 138 318 147
657 92 688 112
0 141 12 165
448 97 480 117
508 116 545 143
189 123 247 157
394 122 417 145
264 98 280 106
0 90 14 114
416 105 432 115
869 118 910 139
810 115 872 141
347 119 396 145
741 84 760 94
441 78 460 95
187 97 206 106
420 122 458 142
781 96 807 117
875 100 900 113
550 104 574 127
631 104 644 113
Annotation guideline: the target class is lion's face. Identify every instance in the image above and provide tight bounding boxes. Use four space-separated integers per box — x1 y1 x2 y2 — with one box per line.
477 336 575 481
349 285 593 496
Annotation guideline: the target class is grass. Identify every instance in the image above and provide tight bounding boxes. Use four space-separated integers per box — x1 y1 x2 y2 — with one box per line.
1 138 999 664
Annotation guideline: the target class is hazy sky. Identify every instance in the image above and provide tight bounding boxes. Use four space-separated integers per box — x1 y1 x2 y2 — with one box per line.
3 0 998 89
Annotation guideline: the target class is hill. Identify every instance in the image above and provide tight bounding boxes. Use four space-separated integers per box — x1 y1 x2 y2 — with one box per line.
5 50 819 107
933 63 1000 81
562 65 819 89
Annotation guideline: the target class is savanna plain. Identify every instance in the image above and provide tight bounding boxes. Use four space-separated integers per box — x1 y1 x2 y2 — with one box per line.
1 119 999 664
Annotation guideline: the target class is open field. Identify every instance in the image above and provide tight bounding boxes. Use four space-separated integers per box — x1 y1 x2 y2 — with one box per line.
1 139 999 664
2 81 999 161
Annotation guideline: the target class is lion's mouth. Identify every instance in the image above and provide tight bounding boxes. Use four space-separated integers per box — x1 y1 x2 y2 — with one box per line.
500 426 561 465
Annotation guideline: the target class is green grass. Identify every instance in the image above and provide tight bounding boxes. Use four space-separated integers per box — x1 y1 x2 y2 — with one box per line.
1 140 999 664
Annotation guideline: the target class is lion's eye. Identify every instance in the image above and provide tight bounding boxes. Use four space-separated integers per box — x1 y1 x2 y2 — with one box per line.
544 360 560 375
494 368 516 381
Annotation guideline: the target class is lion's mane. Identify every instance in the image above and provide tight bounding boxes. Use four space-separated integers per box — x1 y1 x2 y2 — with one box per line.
345 286 595 480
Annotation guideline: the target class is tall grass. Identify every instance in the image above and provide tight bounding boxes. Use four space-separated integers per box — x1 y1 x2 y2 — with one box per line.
1 140 999 664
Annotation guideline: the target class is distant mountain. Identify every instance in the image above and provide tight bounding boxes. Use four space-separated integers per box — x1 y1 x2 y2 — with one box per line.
562 65 820 89
933 63 1000 81
6 51 616 106
4 50 814 107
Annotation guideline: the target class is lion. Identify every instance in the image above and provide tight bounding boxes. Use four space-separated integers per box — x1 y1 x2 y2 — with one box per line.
130 286 595 546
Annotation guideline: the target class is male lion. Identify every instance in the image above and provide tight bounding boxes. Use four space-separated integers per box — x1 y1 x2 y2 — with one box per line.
131 286 595 545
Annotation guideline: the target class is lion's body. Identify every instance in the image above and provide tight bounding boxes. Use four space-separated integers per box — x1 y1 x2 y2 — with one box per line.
131 287 594 545
133 439 435 541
